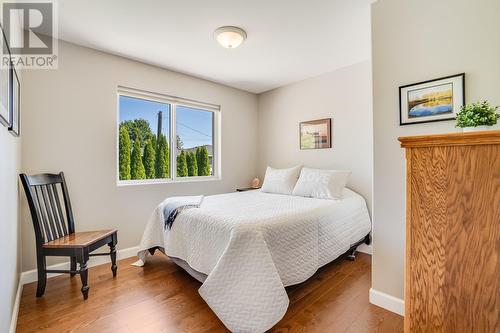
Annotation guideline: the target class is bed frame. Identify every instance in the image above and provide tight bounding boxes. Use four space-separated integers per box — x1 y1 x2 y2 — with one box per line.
346 233 371 261
149 232 371 263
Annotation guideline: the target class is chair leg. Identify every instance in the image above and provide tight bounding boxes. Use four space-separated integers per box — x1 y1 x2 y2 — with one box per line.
36 255 47 297
109 242 117 277
70 257 77 277
79 261 89 300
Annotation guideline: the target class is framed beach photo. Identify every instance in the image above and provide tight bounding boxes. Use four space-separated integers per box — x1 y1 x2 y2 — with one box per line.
299 118 331 149
399 73 465 125
0 25 10 127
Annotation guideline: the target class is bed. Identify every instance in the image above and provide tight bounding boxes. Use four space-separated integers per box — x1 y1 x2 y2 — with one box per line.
136 188 371 333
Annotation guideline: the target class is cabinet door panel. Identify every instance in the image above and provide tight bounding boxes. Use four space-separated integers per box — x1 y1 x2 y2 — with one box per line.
409 147 447 332
407 144 500 332
443 145 499 332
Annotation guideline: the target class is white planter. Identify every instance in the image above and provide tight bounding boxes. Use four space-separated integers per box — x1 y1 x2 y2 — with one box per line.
462 125 492 132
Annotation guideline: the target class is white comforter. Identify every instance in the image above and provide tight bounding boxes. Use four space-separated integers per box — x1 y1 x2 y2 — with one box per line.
136 189 371 332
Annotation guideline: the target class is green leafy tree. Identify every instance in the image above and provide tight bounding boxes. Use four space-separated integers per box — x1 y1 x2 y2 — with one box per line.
150 135 157 152
155 135 170 178
186 151 198 176
120 119 154 143
118 126 131 180
196 146 211 176
164 139 170 178
130 130 146 179
176 150 188 177
196 147 202 174
143 140 156 179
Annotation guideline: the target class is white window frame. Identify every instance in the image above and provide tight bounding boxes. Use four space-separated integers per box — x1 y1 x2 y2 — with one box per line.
116 86 221 186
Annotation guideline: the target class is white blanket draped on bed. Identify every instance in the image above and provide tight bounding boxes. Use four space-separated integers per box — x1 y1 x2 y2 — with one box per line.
136 189 371 333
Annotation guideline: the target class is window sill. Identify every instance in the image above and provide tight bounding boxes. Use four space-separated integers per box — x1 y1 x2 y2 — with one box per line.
117 176 221 187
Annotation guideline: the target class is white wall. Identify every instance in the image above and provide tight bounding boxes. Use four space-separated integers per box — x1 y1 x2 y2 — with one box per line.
371 0 500 301
0 116 22 332
0 2 22 330
20 41 259 271
257 61 373 212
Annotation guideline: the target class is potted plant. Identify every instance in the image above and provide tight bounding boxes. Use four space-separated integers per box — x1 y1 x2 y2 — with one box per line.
456 101 500 132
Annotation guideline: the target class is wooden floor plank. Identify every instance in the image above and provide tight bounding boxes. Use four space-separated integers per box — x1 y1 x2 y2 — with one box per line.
16 253 403 332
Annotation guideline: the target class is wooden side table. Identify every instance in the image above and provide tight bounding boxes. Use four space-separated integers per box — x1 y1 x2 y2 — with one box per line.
236 187 261 192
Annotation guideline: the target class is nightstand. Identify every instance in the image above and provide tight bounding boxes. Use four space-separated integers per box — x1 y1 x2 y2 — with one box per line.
236 187 261 192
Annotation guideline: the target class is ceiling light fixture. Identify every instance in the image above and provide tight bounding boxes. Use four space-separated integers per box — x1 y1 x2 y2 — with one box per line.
214 26 247 49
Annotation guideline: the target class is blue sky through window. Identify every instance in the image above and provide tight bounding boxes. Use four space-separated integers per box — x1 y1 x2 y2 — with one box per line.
176 105 213 149
119 95 213 149
119 95 170 138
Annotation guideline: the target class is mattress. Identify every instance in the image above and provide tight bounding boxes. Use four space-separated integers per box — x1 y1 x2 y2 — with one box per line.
136 188 371 332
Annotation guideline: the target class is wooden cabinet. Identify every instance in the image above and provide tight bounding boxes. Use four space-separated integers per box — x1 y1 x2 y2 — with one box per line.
399 131 500 333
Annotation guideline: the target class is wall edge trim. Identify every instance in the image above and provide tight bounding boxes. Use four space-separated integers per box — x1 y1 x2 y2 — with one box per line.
9 277 23 333
369 287 404 316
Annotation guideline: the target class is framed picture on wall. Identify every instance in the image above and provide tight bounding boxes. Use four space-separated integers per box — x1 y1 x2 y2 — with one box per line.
8 67 20 136
399 73 465 125
299 118 332 149
0 25 11 127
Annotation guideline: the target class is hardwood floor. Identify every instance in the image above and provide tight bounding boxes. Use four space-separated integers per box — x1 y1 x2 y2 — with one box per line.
16 252 403 332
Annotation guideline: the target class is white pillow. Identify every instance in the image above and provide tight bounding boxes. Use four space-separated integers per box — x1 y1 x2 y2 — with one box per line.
292 168 351 199
261 165 302 195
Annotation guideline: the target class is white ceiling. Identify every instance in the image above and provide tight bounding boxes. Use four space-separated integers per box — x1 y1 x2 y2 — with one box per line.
58 0 372 94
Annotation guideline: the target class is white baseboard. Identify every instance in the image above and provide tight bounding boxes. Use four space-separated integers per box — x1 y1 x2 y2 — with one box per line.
356 243 372 255
9 277 23 333
369 288 404 316
20 246 139 286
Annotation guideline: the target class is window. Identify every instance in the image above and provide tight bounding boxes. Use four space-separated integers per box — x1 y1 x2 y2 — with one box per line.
117 87 220 185
175 105 214 177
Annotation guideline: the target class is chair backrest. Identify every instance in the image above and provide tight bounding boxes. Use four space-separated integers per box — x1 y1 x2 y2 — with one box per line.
20 172 75 245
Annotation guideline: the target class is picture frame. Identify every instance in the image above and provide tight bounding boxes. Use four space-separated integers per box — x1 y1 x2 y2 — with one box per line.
299 118 332 149
0 24 11 127
9 67 20 136
399 73 465 126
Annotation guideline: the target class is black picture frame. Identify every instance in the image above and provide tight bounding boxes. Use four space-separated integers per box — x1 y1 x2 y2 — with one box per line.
8 66 19 136
0 24 11 128
399 73 465 126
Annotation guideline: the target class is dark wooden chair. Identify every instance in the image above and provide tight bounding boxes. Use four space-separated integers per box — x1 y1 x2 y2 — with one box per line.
20 172 118 300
